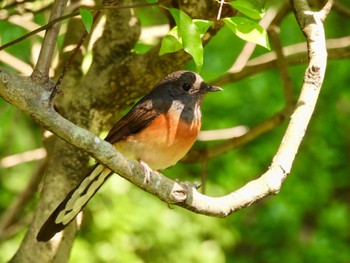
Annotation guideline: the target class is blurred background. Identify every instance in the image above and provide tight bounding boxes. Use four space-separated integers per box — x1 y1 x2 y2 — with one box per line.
1 0 350 262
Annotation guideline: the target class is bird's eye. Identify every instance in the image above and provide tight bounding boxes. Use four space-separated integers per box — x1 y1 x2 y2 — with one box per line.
182 83 192 91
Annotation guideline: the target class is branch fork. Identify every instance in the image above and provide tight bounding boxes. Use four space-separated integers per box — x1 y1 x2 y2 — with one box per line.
0 0 332 246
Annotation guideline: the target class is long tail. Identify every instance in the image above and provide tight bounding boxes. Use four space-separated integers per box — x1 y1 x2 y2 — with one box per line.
36 164 113 242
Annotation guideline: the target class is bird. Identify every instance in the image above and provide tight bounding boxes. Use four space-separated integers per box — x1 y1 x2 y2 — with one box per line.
36 70 222 242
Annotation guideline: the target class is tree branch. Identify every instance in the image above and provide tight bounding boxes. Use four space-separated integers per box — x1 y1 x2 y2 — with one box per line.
333 1 350 17
183 107 292 163
32 0 69 82
0 0 170 52
0 0 330 217
211 35 348 87
268 25 295 107
0 11 332 263
273 0 330 173
0 159 47 239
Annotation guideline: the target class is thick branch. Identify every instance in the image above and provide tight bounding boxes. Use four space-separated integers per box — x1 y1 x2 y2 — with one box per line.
0 0 329 213
0 68 196 209
0 0 331 223
273 0 330 176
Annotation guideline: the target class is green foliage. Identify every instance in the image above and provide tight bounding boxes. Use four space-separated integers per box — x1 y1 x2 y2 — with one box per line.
80 8 93 33
1 1 350 263
160 4 269 72
160 9 207 72
159 19 212 58
223 17 270 49
228 0 265 20
227 0 270 50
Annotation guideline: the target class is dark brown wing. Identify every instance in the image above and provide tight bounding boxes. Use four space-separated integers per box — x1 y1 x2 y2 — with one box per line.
104 98 160 144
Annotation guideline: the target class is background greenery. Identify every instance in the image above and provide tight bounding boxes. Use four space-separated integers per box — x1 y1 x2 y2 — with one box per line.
1 1 350 262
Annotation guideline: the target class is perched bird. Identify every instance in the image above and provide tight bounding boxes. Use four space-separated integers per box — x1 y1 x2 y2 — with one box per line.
36 70 222 242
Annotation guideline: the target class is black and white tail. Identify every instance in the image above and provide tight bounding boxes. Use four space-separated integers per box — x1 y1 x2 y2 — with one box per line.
36 164 113 242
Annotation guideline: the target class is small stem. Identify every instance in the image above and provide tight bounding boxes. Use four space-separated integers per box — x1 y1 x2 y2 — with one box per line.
32 0 69 82
200 161 208 194
268 25 295 107
217 0 225 20
50 10 102 102
0 0 170 52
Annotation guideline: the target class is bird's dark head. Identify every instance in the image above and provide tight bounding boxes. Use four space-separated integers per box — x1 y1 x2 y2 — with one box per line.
143 71 222 125
158 70 222 98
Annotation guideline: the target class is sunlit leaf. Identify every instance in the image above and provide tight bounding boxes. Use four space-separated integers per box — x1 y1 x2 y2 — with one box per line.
228 0 265 20
193 19 213 36
81 50 93 75
223 17 270 49
159 19 212 57
169 8 203 72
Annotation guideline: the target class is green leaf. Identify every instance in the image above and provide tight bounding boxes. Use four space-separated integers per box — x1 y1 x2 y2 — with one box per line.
193 19 213 36
228 0 265 20
169 8 203 72
223 17 270 49
159 19 212 56
159 33 183 55
158 13 213 72
80 8 93 33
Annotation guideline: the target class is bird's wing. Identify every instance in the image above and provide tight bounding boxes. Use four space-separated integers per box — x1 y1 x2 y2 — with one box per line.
104 98 160 144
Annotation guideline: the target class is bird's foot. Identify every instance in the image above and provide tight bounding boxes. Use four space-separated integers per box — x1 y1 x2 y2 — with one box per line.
139 160 153 184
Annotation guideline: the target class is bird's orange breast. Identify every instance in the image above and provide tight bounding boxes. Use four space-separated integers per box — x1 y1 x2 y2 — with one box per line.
114 107 202 170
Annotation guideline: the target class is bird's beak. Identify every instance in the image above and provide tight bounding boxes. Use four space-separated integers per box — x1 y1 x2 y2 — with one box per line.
208 85 223 92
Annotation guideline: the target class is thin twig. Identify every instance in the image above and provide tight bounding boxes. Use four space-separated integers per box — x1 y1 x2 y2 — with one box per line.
0 159 47 238
8 15 46 38
200 161 208 194
0 0 335 218
319 0 334 21
50 9 103 102
0 148 46 168
32 0 69 81
333 1 350 17
197 126 248 141
269 2 292 26
229 6 278 73
268 25 295 107
0 12 78 52
211 36 350 87
216 0 225 20
184 107 292 163
0 51 33 75
1 2 53 20
0 0 170 52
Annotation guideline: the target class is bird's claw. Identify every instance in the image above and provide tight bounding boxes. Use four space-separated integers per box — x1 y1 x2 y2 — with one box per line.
139 160 153 184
